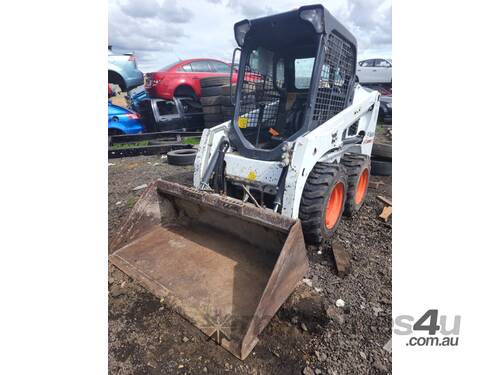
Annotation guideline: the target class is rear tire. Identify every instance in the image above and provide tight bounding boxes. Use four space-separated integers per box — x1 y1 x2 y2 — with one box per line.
342 154 371 217
299 162 348 244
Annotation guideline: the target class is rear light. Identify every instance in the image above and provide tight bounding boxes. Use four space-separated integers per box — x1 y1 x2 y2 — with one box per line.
128 55 136 61
126 113 140 120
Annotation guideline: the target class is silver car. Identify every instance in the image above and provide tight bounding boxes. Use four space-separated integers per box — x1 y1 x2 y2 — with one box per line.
108 46 144 92
356 58 392 84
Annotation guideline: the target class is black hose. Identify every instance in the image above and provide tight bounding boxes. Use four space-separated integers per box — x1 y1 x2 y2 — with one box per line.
200 138 228 190
273 165 289 213
213 140 229 193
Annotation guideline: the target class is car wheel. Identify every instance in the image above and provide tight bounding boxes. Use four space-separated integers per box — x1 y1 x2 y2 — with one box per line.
174 85 197 101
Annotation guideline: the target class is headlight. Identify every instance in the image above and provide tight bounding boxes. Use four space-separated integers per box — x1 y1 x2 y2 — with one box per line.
234 20 251 46
299 7 324 33
386 103 392 109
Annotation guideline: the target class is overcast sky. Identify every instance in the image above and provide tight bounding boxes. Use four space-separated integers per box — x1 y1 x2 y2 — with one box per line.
109 0 392 72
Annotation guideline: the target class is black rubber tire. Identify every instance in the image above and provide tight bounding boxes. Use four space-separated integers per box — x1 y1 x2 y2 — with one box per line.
200 76 230 88
372 143 392 161
200 95 232 106
203 113 228 122
371 158 392 176
202 105 222 114
299 162 348 244
342 154 371 217
201 85 235 97
221 106 234 117
108 71 126 92
166 148 197 166
174 85 196 100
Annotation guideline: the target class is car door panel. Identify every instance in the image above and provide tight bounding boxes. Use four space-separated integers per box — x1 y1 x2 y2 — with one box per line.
357 60 375 83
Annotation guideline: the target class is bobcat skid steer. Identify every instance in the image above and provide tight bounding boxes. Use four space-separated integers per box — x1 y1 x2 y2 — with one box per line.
109 4 380 360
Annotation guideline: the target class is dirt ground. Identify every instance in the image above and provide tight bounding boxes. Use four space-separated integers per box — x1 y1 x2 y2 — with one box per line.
108 151 392 375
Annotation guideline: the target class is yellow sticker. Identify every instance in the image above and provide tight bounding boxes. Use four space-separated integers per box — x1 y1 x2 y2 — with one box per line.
247 170 257 181
238 117 248 129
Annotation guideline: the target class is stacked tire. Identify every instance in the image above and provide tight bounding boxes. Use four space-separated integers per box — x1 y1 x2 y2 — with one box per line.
200 77 235 128
371 143 392 176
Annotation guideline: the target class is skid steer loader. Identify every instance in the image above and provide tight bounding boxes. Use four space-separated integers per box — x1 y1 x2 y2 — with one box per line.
109 4 380 360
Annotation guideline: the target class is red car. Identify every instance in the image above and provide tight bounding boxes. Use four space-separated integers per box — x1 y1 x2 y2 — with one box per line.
145 58 237 101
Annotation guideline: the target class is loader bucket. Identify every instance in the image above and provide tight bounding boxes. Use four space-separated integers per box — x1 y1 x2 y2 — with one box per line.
109 180 308 360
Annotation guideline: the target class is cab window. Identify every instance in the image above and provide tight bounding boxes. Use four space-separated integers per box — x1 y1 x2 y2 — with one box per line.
294 57 315 89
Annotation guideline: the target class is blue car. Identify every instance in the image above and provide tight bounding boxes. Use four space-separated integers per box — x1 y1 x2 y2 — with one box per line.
108 102 144 136
108 46 144 92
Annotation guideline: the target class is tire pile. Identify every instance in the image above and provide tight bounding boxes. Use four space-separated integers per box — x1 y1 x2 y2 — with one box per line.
200 77 235 128
371 143 392 176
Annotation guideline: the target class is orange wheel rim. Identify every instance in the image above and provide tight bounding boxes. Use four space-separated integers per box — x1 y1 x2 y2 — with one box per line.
325 182 345 229
355 169 369 205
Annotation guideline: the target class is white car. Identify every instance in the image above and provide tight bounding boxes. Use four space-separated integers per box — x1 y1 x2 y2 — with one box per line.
356 58 392 84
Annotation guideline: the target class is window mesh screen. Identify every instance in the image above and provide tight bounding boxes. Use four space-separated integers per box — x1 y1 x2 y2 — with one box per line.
237 55 284 141
313 32 355 123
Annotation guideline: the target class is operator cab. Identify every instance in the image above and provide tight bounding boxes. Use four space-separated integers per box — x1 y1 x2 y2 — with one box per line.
229 5 357 161
237 46 316 150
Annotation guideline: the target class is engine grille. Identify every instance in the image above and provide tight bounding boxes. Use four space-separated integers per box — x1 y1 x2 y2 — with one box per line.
313 32 356 124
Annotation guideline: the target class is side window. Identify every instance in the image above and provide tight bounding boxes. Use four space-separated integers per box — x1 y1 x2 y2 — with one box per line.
294 57 315 89
181 64 192 72
375 59 391 67
210 61 230 73
190 60 212 72
360 60 373 67
157 101 177 117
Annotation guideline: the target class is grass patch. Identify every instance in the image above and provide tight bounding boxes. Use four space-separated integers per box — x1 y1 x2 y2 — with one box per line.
182 137 201 145
110 141 149 150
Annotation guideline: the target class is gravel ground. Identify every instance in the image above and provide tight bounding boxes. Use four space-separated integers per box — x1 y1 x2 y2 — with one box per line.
108 154 392 375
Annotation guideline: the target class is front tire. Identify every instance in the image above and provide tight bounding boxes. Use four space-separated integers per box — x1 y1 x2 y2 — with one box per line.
299 162 348 244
